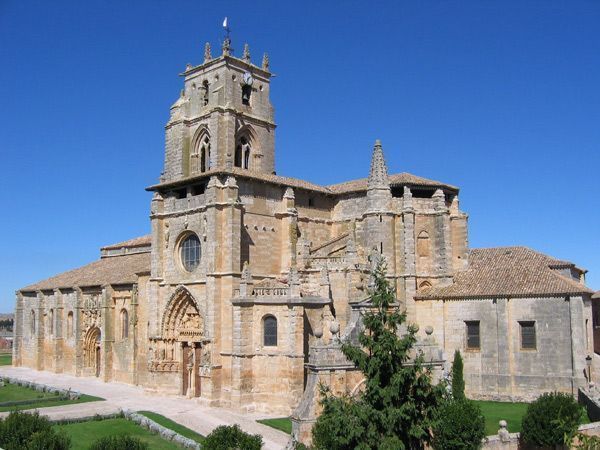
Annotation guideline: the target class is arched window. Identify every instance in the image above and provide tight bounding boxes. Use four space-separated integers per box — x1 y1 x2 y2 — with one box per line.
242 84 252 105
191 133 210 174
121 309 129 339
49 309 54 336
67 311 73 336
263 315 277 347
202 80 209 106
199 135 210 172
418 281 432 291
235 136 251 169
417 231 430 257
31 310 36 335
180 233 201 272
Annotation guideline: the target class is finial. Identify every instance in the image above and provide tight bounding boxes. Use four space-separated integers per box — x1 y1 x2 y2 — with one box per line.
204 42 212 63
243 43 251 63
222 38 231 56
368 139 389 190
185 63 192 71
222 17 232 56
262 52 270 71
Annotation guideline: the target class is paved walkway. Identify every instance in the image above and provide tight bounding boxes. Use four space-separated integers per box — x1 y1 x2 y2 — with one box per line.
0 366 290 450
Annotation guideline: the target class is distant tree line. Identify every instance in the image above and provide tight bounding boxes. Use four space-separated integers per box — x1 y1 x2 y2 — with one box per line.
0 320 13 332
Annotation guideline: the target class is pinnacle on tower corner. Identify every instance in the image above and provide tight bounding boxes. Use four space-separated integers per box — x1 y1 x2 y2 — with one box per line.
368 139 389 190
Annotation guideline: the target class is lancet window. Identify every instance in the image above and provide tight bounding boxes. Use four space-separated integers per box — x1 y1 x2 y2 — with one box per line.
235 136 251 170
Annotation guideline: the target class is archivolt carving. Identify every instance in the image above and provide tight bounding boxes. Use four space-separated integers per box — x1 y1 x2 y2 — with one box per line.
161 287 205 341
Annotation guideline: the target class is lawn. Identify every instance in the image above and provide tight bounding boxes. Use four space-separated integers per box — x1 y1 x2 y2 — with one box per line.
473 400 529 435
56 417 182 450
257 417 292 434
256 402 592 437
0 383 104 412
0 354 11 366
138 410 204 443
473 400 590 436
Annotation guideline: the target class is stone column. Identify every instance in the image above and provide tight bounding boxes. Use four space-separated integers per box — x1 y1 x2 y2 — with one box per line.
74 287 83 376
101 285 114 382
278 188 298 272
402 187 417 321
53 289 64 373
35 291 45 370
13 292 23 367
131 284 139 385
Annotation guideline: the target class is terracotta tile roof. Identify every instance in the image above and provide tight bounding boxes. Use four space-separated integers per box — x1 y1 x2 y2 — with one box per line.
101 235 152 250
20 252 151 292
327 172 459 194
593 291 600 300
146 169 458 195
416 247 593 300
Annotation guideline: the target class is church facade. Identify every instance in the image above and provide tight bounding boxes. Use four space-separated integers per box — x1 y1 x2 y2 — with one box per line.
13 37 597 416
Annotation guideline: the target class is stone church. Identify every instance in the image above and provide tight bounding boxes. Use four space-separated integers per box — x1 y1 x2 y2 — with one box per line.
13 36 597 422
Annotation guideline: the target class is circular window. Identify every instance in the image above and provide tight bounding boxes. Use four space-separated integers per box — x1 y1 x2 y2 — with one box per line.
180 233 201 272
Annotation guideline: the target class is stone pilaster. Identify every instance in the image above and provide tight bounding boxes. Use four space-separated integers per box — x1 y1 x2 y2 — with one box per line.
53 289 64 373
402 187 417 320
74 287 83 376
101 285 114 382
278 187 298 271
131 284 139 385
35 291 45 370
13 292 23 367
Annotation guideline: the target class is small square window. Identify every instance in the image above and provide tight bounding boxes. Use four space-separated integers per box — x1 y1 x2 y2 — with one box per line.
520 321 536 350
465 321 480 350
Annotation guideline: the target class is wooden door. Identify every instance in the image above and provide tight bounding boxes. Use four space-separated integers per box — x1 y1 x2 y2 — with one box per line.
194 345 202 397
182 343 190 396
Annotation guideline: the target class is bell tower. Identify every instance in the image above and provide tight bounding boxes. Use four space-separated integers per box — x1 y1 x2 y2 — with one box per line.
162 38 276 183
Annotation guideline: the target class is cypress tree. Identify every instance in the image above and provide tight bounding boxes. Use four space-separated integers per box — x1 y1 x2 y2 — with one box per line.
451 349 465 400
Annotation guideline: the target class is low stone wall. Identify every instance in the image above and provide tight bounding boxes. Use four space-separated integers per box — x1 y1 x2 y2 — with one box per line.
579 386 600 422
122 409 201 449
1 376 81 400
481 421 600 449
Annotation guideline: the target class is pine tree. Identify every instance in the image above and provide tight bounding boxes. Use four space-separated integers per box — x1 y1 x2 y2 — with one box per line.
312 259 444 450
451 349 465 400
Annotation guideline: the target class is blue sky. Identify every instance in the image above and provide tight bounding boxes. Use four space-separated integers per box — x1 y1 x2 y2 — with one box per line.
1 1 599 312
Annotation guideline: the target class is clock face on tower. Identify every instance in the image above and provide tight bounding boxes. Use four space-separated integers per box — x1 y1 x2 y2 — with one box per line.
242 71 253 86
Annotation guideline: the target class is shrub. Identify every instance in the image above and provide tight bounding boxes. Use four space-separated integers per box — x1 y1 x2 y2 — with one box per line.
0 410 71 450
432 399 486 450
521 392 584 448
203 424 263 450
89 434 149 450
451 350 465 400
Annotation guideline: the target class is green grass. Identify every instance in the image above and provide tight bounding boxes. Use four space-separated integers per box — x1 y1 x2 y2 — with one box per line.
0 383 104 412
138 410 204 443
0 383 57 402
56 418 181 450
0 393 104 412
473 400 530 435
257 417 292 434
473 400 590 436
0 354 12 366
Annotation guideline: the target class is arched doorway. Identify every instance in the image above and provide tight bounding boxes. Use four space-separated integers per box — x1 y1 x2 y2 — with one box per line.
84 326 101 377
161 288 207 397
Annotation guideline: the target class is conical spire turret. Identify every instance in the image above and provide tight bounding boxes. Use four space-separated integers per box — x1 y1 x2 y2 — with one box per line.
368 139 389 190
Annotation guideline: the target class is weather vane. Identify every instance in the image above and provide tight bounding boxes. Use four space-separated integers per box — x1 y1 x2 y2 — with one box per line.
222 17 232 55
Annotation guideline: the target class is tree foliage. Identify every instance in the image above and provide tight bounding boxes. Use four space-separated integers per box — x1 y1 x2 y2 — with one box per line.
520 391 584 448
431 399 485 450
451 349 465 401
312 259 444 450
0 410 70 450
